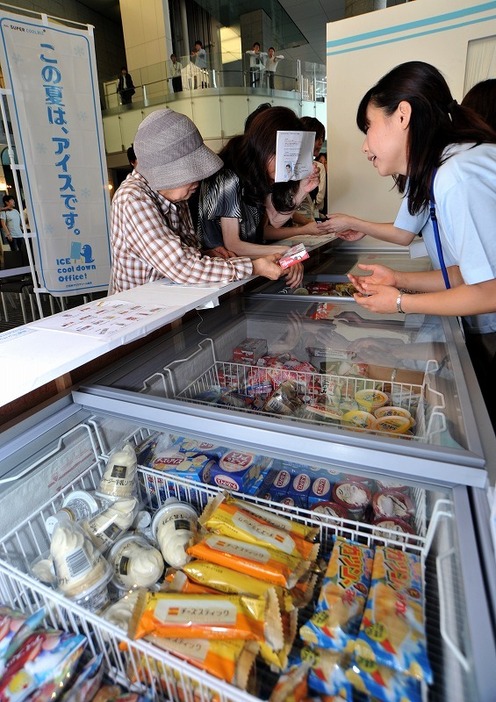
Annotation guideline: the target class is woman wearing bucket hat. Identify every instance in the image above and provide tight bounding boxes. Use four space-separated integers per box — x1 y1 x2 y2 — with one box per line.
109 109 300 293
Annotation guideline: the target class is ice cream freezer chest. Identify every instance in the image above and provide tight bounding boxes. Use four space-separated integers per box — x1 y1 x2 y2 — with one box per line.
0 386 494 701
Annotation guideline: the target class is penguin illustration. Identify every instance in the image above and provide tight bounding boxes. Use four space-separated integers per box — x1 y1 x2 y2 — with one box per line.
81 244 95 263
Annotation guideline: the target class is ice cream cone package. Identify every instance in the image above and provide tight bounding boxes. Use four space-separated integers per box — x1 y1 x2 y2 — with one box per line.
300 537 374 651
187 533 311 589
354 545 432 683
199 493 319 562
97 443 138 499
129 589 283 650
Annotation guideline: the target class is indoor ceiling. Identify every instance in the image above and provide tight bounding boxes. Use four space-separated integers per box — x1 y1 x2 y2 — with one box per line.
80 0 349 65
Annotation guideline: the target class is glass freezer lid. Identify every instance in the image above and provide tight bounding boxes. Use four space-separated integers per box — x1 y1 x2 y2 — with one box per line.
78 299 494 481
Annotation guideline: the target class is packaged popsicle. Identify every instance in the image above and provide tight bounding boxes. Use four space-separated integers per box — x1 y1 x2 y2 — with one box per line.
300 537 374 650
354 545 432 683
149 635 259 689
199 493 319 562
187 533 312 589
301 645 353 700
346 654 422 702
129 589 283 651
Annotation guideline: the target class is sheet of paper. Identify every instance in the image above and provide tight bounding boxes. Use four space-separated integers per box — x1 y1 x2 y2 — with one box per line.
274 130 315 182
29 299 166 338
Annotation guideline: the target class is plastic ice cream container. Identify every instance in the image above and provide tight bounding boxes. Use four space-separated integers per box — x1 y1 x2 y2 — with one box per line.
109 534 164 590
151 498 198 568
332 480 371 519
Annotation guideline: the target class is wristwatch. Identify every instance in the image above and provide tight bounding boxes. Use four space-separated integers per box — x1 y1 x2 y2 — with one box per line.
396 292 405 314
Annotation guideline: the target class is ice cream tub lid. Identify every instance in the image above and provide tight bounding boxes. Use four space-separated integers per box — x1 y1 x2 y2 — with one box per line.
62 490 101 514
373 516 415 535
151 499 198 539
332 480 371 511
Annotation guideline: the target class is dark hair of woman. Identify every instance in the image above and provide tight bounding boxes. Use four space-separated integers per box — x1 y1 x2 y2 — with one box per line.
356 61 496 214
219 106 303 213
300 115 325 142
462 78 496 133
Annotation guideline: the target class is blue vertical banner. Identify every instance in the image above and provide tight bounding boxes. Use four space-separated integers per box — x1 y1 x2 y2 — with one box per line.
0 11 111 294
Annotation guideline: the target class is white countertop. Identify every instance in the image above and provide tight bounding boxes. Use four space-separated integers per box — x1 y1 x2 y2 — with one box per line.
0 277 248 407
0 235 338 408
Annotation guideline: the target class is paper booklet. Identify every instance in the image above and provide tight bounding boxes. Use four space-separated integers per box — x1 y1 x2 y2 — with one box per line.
274 130 315 182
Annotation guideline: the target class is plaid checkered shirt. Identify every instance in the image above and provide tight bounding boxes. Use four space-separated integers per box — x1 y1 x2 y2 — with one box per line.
109 171 253 293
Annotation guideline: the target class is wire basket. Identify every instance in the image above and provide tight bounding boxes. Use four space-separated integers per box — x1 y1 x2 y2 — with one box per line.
0 422 466 702
142 339 447 442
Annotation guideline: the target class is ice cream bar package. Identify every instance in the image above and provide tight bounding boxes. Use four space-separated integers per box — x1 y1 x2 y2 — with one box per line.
199 493 319 562
129 589 283 650
301 646 353 700
0 606 45 675
182 560 291 611
300 537 374 650
278 243 310 269
202 449 272 494
187 533 312 589
149 635 258 689
232 338 268 364
346 655 422 702
0 630 86 702
268 662 310 702
228 496 319 542
354 545 432 683
59 653 104 702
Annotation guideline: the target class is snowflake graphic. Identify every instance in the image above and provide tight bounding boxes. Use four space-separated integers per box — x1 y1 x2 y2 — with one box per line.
77 111 89 124
36 143 48 155
10 52 23 66
74 44 86 58
80 187 91 199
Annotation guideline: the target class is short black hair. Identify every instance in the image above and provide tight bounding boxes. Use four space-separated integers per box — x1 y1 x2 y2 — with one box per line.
3 195 13 205
195 40 203 47
127 144 137 166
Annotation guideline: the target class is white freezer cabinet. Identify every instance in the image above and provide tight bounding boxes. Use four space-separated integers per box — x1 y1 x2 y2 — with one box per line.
76 299 496 488
0 397 495 701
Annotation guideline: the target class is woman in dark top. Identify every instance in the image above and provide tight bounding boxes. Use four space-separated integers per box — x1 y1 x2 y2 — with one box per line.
198 106 319 257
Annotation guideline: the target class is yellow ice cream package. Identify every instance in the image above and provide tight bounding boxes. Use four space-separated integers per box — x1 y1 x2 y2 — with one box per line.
147 635 259 690
187 533 311 589
229 495 319 542
182 560 293 612
129 588 283 651
259 608 298 671
354 546 432 683
300 537 374 650
200 493 319 562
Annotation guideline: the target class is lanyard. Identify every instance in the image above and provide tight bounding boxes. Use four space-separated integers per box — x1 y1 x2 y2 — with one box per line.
429 167 451 289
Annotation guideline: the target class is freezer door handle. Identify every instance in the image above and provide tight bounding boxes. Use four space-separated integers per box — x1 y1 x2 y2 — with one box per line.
437 546 470 672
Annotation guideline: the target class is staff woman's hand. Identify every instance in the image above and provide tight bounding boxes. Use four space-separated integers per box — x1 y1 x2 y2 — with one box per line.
353 284 401 314
348 263 398 293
